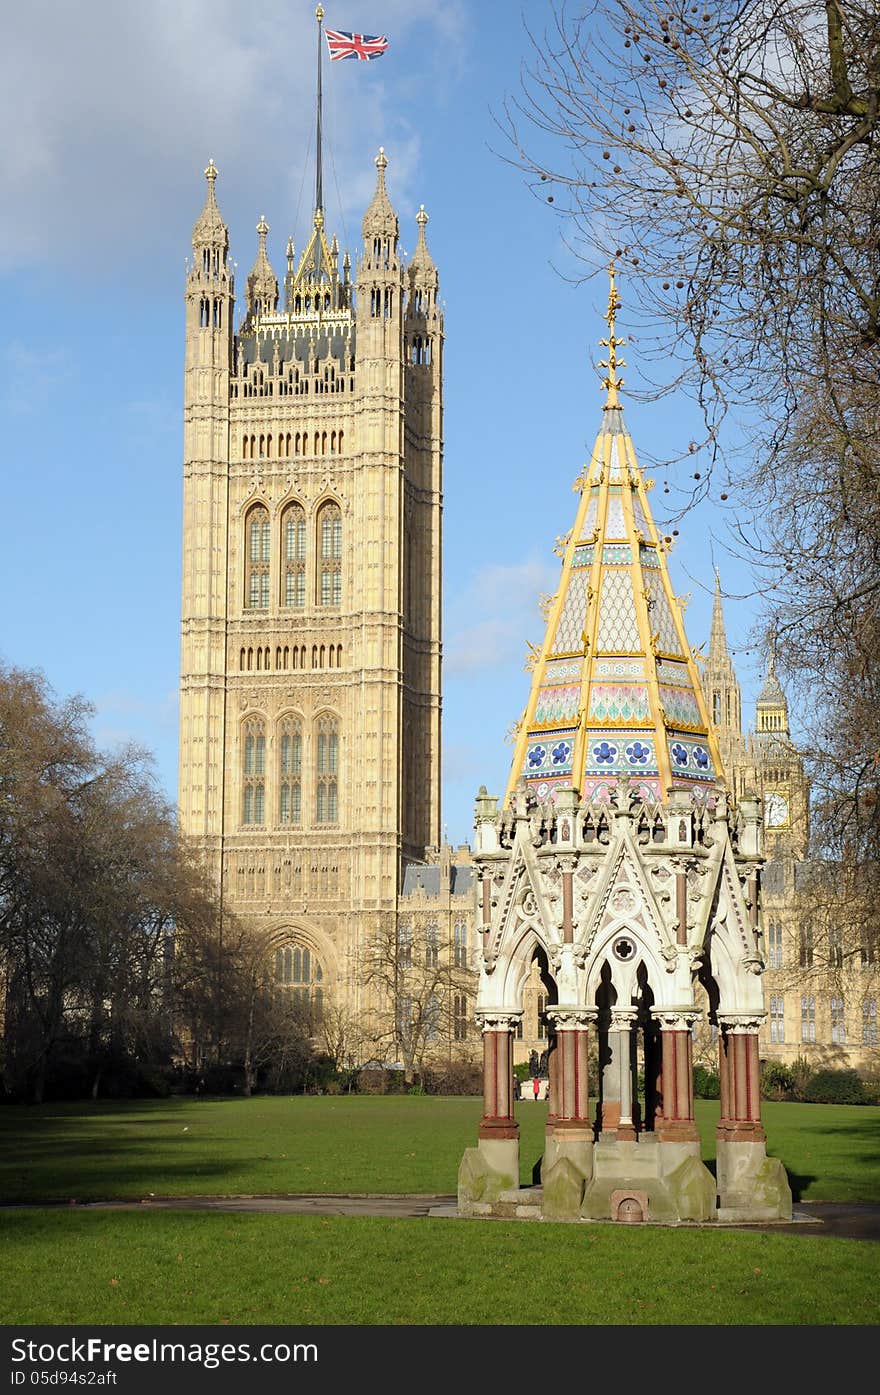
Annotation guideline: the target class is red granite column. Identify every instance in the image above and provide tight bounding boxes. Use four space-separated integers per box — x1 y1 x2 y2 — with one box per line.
653 1011 700 1143
477 1014 520 1141
546 1010 595 1127
716 1016 766 1143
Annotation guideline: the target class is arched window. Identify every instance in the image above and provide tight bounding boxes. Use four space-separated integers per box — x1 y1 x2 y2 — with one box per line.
425 924 439 968
274 940 324 1026
862 997 877 1045
282 503 306 608
454 995 468 1041
317 501 342 607
278 714 302 826
315 714 339 825
397 923 412 970
453 923 468 969
242 716 265 825
246 504 270 609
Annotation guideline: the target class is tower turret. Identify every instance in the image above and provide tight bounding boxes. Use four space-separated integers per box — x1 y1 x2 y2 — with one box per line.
756 647 790 740
703 570 743 741
245 215 279 321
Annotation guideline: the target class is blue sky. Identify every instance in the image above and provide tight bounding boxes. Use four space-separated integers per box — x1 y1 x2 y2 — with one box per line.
0 0 775 847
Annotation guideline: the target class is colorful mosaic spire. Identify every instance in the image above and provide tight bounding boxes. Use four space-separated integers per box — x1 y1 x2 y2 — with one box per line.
505 269 724 806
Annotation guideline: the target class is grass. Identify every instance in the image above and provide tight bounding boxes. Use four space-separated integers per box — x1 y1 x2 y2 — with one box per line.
2 1095 878 1326
1 1095 878 1203
2 1209 879 1326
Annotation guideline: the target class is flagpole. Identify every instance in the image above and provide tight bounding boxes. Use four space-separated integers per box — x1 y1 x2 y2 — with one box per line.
315 5 324 215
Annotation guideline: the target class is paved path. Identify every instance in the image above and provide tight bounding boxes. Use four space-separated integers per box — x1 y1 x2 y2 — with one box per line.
5 1195 880 1238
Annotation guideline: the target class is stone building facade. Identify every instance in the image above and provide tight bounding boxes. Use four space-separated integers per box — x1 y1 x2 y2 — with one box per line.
178 154 443 1036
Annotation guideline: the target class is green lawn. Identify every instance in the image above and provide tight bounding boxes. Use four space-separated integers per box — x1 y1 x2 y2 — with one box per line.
2 1095 878 1326
2 1209 879 1326
1 1095 878 1203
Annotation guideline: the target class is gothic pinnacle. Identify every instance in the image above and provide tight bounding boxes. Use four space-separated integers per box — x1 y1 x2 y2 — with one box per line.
598 262 627 408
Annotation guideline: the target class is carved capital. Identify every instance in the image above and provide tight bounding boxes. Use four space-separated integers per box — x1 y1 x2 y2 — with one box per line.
609 1009 638 1030
652 1008 702 1032
546 1006 597 1031
476 1011 522 1034
717 1013 765 1034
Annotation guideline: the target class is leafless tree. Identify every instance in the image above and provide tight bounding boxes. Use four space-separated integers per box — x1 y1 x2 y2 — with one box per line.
503 2 880 881
362 917 474 1084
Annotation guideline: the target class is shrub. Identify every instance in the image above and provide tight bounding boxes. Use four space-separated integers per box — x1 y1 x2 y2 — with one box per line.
789 1056 815 1101
692 1065 721 1099
802 1069 873 1105
761 1062 796 1101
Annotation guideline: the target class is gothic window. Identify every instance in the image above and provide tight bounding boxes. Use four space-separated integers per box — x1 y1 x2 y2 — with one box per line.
453 923 468 969
829 926 844 969
278 715 302 826
861 940 877 969
397 922 412 970
317 501 342 608
242 716 266 825
799 924 814 968
800 995 815 1043
536 993 547 1040
273 941 324 1027
830 996 846 1044
862 997 877 1045
770 995 784 1044
454 995 468 1042
315 713 339 824
282 503 306 608
425 924 438 968
712 692 721 724
768 920 783 969
246 504 270 609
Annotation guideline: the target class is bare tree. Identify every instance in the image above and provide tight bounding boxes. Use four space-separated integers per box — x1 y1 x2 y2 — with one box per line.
504 1 879 455
502 2 880 884
362 918 474 1085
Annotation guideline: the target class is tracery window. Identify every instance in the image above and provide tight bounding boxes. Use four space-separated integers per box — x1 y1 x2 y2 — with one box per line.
830 996 846 1044
800 995 815 1043
454 995 468 1042
282 503 306 608
453 923 468 969
278 715 302 825
799 924 814 968
246 504 270 609
536 992 547 1040
425 924 438 969
768 920 783 969
273 942 324 1026
317 500 342 608
397 922 412 970
315 713 339 824
425 994 440 1043
770 995 784 1044
863 997 877 1045
242 716 266 825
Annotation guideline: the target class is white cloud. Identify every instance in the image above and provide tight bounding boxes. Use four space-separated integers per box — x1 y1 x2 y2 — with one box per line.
0 0 468 276
445 555 557 674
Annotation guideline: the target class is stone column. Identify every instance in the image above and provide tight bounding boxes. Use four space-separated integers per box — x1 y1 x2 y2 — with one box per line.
607 1009 638 1141
541 1007 596 1205
653 1010 701 1143
716 1015 766 1143
477 1012 520 1142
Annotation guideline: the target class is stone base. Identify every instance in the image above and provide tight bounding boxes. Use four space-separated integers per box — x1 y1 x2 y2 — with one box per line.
581 1133 716 1223
457 1138 520 1216
540 1127 594 1221
716 1139 792 1221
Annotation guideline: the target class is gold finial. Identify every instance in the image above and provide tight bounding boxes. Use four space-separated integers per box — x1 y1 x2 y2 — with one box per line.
316 5 324 20
598 261 627 407
256 214 269 238
205 158 218 184
416 204 428 229
376 146 388 175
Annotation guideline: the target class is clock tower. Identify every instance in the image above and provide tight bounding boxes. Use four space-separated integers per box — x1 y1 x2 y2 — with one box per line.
751 650 809 861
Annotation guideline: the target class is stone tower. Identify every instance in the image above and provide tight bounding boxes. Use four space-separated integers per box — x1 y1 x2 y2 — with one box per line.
458 271 791 1224
178 153 443 1022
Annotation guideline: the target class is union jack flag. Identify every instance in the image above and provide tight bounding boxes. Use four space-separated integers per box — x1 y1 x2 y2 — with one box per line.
325 29 389 61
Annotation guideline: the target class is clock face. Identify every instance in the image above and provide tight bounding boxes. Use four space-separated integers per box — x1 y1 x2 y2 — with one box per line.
765 792 790 828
